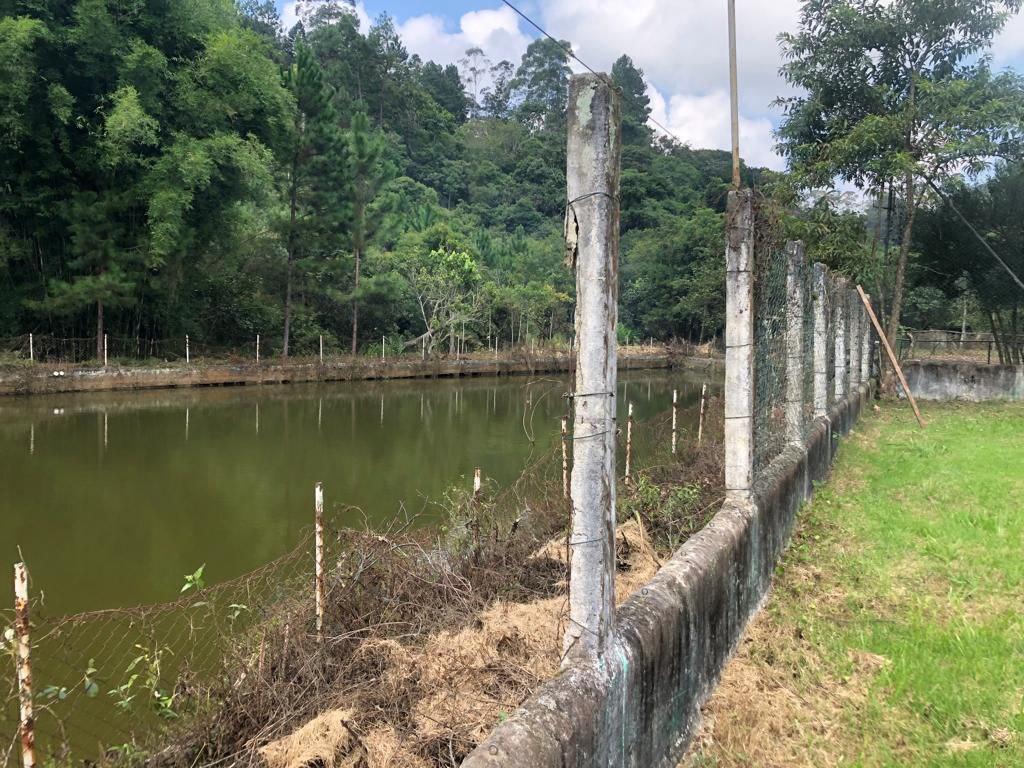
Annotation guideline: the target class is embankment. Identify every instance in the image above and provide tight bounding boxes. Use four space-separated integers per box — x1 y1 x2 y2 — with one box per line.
461 382 873 768
0 350 721 398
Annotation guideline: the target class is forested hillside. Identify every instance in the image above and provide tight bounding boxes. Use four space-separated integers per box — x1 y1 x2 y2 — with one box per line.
0 0 773 358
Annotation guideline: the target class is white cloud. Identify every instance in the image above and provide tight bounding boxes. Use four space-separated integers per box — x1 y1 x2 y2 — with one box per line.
538 0 801 118
993 8 1024 65
648 86 782 170
397 7 531 72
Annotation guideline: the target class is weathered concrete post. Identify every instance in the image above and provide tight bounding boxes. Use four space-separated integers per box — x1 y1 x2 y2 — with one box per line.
564 73 621 663
14 563 35 768
256 334 260 364
861 294 872 382
28 333 33 363
725 189 755 500
103 333 108 368
848 288 862 392
833 277 847 402
185 334 190 365
314 482 324 644
812 263 829 418
319 334 323 364
784 241 806 443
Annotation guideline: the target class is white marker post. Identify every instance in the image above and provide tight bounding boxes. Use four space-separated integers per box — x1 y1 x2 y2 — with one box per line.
319 334 324 364
671 389 678 455
625 401 634 483
314 483 324 644
103 333 108 368
698 382 708 445
256 334 260 364
28 333 33 363
14 563 35 768
185 334 190 365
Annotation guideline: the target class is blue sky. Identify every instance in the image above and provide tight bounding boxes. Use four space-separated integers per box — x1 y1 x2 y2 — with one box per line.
276 1 1024 171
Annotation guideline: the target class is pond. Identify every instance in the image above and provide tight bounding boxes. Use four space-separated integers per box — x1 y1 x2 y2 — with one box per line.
0 368 720 617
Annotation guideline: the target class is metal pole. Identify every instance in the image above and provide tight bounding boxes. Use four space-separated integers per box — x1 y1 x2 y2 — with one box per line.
14 563 35 768
314 482 324 644
727 0 741 189
564 73 621 663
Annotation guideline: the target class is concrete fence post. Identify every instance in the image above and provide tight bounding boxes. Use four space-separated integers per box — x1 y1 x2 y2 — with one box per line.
256 334 260 364
861 294 872 382
812 263 829 417
28 333 33 363
725 189 755 500
314 482 324 644
848 288 862 392
319 335 323 364
833 277 847 402
185 334 190 365
564 73 621 663
103 333 108 368
14 563 35 768
784 240 806 443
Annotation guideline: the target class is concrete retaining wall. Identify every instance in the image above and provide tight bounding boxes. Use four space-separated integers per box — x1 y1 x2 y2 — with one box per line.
462 383 873 768
903 361 1024 402
0 351 722 398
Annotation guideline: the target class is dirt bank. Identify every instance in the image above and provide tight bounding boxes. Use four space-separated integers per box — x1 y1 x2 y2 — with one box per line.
0 347 722 398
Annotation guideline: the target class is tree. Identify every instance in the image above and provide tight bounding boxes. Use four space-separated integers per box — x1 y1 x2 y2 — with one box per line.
611 55 652 146
777 0 1024 387
346 110 392 353
280 40 348 357
512 38 572 130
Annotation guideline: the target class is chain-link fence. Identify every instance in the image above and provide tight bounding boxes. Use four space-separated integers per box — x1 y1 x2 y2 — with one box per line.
751 228 872 477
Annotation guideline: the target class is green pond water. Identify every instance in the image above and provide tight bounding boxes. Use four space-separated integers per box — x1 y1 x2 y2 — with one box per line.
0 369 719 617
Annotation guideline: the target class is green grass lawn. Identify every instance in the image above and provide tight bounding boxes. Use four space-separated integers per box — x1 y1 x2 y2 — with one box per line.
686 401 1024 767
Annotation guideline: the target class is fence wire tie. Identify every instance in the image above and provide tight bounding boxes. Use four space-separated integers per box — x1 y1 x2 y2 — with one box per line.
567 428 614 442
563 390 615 400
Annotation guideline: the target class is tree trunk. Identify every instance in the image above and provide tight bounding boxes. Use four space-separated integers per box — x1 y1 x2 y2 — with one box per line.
350 247 360 355
882 171 917 393
283 256 293 358
989 311 1006 364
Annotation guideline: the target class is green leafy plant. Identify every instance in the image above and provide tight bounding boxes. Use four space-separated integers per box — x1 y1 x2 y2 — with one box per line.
180 564 206 594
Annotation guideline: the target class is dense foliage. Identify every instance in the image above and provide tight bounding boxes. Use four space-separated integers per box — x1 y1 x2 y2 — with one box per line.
0 0 769 358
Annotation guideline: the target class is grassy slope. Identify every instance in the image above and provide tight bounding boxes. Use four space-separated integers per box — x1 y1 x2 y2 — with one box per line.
686 402 1024 767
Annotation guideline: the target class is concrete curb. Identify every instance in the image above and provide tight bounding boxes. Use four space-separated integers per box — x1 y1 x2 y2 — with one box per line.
462 383 873 768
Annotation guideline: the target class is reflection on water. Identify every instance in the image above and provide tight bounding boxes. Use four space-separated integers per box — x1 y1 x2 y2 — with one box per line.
0 369 720 615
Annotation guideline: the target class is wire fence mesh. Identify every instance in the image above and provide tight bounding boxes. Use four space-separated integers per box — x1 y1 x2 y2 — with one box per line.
751 210 871 477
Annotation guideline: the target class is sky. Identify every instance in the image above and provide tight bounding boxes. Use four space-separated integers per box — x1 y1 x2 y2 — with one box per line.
277 0 1024 172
